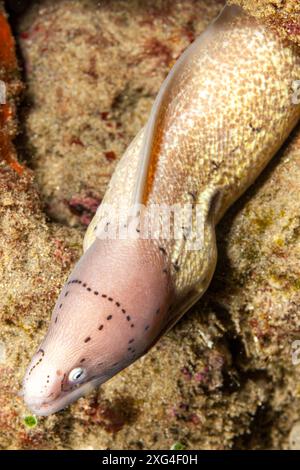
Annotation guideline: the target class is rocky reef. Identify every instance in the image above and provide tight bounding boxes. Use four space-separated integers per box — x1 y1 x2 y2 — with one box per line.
0 0 299 450
229 0 300 46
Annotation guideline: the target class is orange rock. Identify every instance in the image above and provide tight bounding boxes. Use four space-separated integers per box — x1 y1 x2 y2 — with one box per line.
0 12 16 71
0 9 24 175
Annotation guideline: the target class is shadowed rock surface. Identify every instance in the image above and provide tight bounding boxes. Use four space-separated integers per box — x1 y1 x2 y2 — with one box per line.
0 0 299 449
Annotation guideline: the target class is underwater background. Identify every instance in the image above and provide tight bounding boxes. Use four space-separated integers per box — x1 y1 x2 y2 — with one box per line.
0 0 300 450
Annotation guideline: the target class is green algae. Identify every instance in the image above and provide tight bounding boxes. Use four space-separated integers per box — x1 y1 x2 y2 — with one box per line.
171 442 186 450
24 415 38 428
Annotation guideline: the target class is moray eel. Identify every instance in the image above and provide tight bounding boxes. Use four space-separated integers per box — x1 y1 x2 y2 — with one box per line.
23 4 300 415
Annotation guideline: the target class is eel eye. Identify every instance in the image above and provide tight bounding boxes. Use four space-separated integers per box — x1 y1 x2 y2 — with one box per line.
68 367 86 384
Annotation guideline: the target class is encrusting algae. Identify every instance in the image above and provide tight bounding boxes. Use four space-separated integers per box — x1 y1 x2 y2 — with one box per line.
0 0 300 450
228 0 300 47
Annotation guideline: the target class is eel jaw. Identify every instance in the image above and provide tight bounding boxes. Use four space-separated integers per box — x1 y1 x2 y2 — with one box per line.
24 377 103 416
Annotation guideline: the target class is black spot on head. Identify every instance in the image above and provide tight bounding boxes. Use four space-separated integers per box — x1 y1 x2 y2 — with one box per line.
115 301 120 307
94 291 99 295
87 287 91 292
128 347 132 351
249 122 262 133
84 336 91 343
188 191 196 201
122 308 126 314
65 291 69 297
173 262 180 272
83 283 87 287
163 269 168 274
102 294 107 298
59 303 63 309
108 297 113 302
126 315 131 321
98 324 104 330
129 339 134 344
80 358 86 363
55 316 58 323
78 280 82 284
145 325 150 331
159 246 166 255
107 315 112 320
131 324 134 328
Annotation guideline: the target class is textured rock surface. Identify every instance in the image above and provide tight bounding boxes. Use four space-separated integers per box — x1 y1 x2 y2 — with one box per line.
229 0 300 47
0 0 299 450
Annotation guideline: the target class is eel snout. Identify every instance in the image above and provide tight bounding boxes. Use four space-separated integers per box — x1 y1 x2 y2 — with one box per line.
23 237 172 415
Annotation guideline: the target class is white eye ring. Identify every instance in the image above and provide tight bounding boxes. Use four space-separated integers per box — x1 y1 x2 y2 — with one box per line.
68 367 86 384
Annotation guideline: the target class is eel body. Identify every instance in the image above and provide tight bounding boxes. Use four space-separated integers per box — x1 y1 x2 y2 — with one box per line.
23 4 300 415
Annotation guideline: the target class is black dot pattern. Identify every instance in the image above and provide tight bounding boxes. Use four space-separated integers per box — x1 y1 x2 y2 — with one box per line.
48 267 167 379
159 246 167 256
158 244 174 275
27 349 45 377
172 261 180 272
57 279 138 339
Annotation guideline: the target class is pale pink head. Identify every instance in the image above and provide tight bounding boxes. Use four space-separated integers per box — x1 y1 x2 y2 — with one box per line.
23 237 171 415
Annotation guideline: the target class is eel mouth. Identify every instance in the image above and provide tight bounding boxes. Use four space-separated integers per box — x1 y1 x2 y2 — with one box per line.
23 378 102 416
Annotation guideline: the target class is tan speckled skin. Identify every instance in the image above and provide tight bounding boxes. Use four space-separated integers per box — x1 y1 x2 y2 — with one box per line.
85 5 300 326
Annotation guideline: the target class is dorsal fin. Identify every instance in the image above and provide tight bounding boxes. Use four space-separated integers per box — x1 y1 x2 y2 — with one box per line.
131 37 198 209
130 4 239 211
